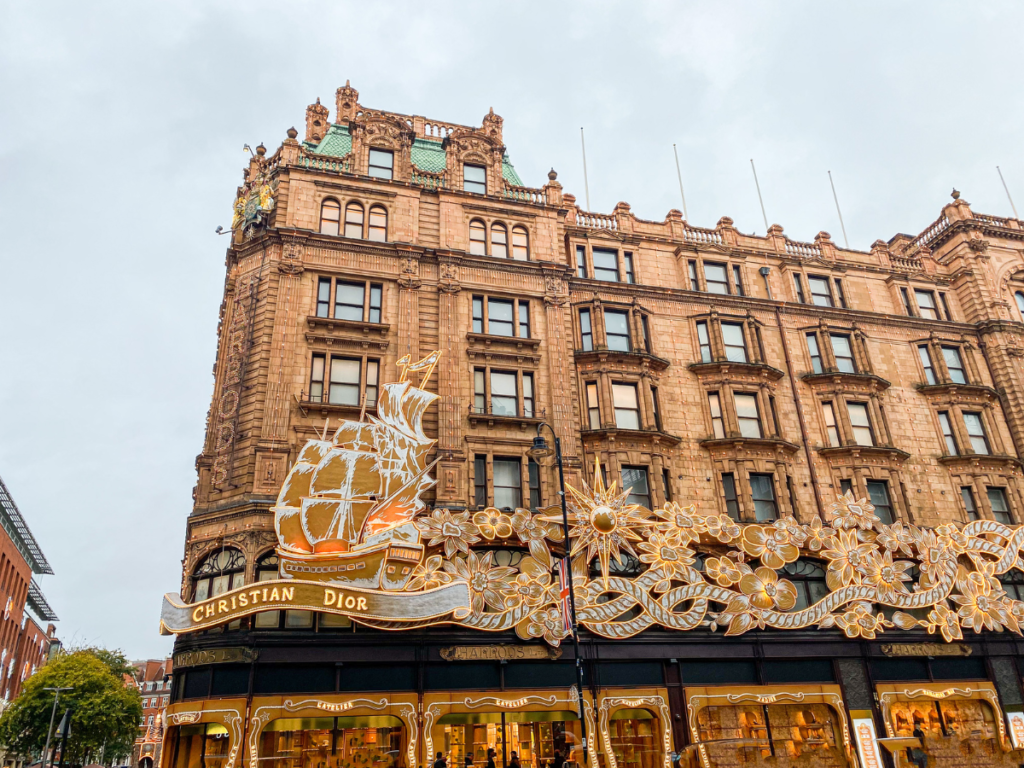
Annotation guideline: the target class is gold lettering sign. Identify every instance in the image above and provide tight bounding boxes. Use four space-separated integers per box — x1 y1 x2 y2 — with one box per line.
173 647 258 668
439 645 562 662
160 579 470 634
880 643 972 657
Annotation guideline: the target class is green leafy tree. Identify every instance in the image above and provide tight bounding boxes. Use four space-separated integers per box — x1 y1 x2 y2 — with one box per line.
0 648 143 765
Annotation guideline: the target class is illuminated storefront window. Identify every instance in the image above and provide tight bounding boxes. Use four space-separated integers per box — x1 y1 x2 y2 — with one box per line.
696 703 846 767
259 717 405 768
886 698 1001 764
608 710 659 768
169 724 231 768
439 712 580 768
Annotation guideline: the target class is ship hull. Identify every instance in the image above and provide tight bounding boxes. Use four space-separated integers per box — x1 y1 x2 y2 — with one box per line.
277 541 423 591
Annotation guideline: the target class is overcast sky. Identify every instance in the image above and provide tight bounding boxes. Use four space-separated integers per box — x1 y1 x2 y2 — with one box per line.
2 1 1023 660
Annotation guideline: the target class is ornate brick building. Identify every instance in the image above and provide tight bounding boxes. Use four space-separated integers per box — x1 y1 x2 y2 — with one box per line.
163 83 1024 768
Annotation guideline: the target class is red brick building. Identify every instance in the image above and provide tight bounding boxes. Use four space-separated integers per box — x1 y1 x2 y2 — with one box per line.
131 657 173 768
0 475 58 703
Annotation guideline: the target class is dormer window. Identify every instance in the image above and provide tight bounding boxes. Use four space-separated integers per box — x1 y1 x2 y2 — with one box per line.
368 149 394 180
464 164 487 194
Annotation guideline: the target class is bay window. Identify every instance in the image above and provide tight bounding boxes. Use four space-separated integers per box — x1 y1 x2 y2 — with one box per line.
613 383 640 429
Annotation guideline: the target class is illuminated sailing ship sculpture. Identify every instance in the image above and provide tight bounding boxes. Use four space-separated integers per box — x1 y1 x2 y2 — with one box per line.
163 350 1024 649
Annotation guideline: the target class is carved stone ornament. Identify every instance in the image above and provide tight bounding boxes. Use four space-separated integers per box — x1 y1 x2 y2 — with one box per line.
544 275 569 306
438 263 461 294
967 235 990 254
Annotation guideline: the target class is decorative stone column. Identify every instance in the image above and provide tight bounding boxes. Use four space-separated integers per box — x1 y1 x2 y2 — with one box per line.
435 255 465 507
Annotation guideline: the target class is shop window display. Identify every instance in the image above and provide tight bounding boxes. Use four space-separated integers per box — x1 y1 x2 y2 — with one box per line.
696 703 846 768
439 712 580 768
888 699 1001 766
170 724 232 768
608 710 658 768
259 717 404 768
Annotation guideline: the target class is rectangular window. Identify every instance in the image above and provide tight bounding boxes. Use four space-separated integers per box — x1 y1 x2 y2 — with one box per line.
640 315 651 353
493 458 522 510
750 474 778 522
808 276 834 307
939 292 952 321
866 480 895 525
704 262 729 294
368 284 382 324
721 473 740 520
365 360 379 407
604 310 631 352
919 345 937 385
651 387 662 431
580 309 593 351
708 392 725 438
938 411 959 455
624 252 636 284
487 298 515 337
335 281 365 321
823 401 840 447
367 149 394 180
830 334 856 373
328 357 361 405
688 260 699 291
942 346 966 384
472 296 484 333
963 412 990 454
518 302 531 338
847 402 875 446
732 265 745 296
464 164 486 194
576 245 588 278
528 459 542 511
474 456 487 507
663 469 672 502
915 289 938 319
490 371 518 416
522 372 535 418
793 274 806 303
961 487 978 521
474 369 485 414
834 278 847 308
735 393 763 439
722 322 748 363
839 478 854 496
593 249 620 282
621 466 650 508
586 382 600 429
613 383 640 430
988 487 1012 524
900 287 913 316
804 333 823 375
316 277 331 318
696 321 712 363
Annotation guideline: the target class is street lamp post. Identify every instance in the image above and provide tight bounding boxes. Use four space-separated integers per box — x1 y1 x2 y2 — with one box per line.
42 687 72 768
529 422 588 767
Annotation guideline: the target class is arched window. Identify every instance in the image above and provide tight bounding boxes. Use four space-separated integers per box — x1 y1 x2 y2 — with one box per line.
469 219 487 256
344 202 364 239
191 548 245 602
320 199 341 236
491 223 508 258
512 226 529 261
368 205 387 242
1015 292 1024 322
779 558 827 611
253 552 314 630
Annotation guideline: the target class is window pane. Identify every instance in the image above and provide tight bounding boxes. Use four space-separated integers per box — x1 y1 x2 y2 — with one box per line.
316 277 331 318
697 321 711 362
522 372 534 417
593 249 619 282
367 206 387 242
464 164 486 194
807 334 822 374
512 227 529 260
490 372 518 416
365 360 379 407
919 346 936 384
580 309 593 351
576 246 588 278
613 384 640 430
624 253 636 284
709 392 724 438
830 334 855 373
721 473 739 520
472 296 484 333
488 299 514 336
1017 292 1024 321
335 282 365 321
823 402 839 447
961 487 978 521
368 284 382 323
847 403 874 446
328 358 360 405
367 149 394 179
867 481 894 525
938 412 958 455
942 347 966 384
474 370 485 413
491 224 508 258
344 203 364 238
493 459 522 510
915 289 938 319
704 263 729 294
469 220 487 255
605 310 630 351
963 412 989 454
320 200 340 235
474 456 487 507
722 323 747 362
621 467 650 508
735 393 762 438
750 474 777 522
988 487 1012 524
809 276 833 307
518 302 530 337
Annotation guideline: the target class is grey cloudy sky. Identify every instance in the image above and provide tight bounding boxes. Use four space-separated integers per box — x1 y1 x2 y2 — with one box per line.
2 1 1022 660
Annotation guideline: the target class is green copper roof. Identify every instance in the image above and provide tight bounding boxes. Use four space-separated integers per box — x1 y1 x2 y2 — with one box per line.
313 124 352 157
310 125 526 187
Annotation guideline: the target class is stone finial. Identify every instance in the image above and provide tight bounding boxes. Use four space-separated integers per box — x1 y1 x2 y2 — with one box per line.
336 81 360 123
548 168 558 181
286 127 298 140
767 224 784 236
814 231 832 243
255 143 266 157
305 98 330 143
717 216 735 229
951 188 960 200
482 108 504 142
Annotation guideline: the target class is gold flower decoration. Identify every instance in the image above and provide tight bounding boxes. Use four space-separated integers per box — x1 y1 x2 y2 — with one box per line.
739 566 798 611
522 606 569 646
473 508 514 541
405 554 453 592
952 572 1012 632
637 532 696 592
834 603 884 639
822 530 876 590
705 556 745 587
654 502 702 547
510 508 562 568
860 550 912 602
500 556 552 610
741 525 800 569
415 509 480 558
875 521 916 558
771 516 809 548
547 459 655 589
803 517 835 552
443 551 515 613
705 514 742 543
924 604 964 643
829 491 880 531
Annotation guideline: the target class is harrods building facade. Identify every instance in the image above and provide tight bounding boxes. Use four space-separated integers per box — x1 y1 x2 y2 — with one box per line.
163 83 1024 768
